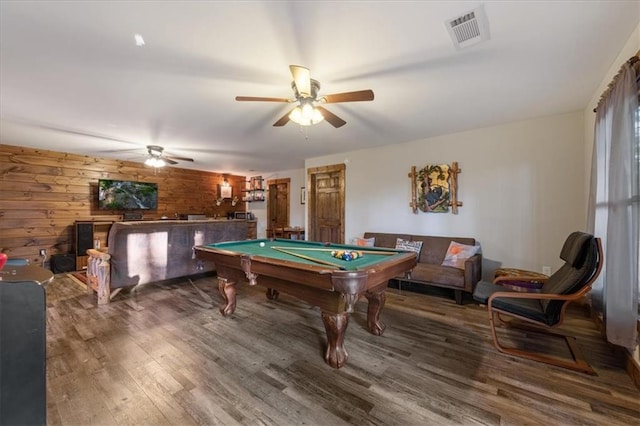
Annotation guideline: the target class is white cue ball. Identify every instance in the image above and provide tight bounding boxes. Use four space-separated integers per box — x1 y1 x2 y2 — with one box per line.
259 242 265 247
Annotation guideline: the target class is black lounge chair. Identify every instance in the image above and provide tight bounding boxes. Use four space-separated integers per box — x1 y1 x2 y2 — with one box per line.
473 232 603 374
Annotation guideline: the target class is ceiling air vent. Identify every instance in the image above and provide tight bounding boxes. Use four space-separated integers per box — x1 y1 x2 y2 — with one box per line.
445 5 490 49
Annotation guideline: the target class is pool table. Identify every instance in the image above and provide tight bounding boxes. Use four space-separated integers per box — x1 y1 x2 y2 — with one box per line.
194 238 417 368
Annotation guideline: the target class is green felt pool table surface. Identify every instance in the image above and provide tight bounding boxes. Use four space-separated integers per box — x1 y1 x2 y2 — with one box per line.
202 238 403 270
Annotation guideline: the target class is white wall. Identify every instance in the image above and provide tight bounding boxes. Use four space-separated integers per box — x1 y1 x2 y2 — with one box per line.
307 111 586 280
246 168 306 238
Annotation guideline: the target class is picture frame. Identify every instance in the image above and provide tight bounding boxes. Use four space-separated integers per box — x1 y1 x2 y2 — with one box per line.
300 187 306 205
219 184 232 199
408 162 462 214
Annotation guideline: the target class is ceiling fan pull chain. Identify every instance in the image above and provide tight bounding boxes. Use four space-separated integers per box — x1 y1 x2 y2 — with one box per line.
299 125 310 140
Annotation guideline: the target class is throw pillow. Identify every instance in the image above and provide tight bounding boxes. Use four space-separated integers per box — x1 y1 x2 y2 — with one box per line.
351 237 375 247
441 241 480 269
395 238 423 255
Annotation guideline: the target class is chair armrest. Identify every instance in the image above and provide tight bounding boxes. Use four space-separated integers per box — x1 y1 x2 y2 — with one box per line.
487 286 592 310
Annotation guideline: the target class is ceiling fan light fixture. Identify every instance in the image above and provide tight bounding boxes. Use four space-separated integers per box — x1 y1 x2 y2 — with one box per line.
145 157 166 168
289 103 324 126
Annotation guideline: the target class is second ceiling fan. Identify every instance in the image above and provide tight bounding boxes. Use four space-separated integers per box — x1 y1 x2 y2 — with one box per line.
145 145 194 167
236 65 374 128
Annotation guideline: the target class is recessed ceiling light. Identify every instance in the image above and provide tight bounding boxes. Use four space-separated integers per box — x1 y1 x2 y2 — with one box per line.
134 34 145 46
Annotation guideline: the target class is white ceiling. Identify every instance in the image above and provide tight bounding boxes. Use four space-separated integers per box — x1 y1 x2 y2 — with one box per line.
1 1 638 175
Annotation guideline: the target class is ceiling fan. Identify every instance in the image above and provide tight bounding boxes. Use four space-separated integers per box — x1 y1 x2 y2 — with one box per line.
236 65 374 128
144 145 194 167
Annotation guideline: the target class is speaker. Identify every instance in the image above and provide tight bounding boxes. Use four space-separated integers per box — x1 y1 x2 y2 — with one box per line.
76 223 94 256
50 254 75 273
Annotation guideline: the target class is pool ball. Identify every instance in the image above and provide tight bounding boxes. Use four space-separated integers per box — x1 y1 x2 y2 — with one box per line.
259 242 266 247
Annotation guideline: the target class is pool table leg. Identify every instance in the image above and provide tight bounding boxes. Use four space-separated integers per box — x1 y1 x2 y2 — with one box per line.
321 311 349 368
217 277 237 316
365 288 387 336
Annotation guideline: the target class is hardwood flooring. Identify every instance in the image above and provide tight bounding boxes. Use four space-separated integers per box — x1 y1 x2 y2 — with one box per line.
44 274 639 425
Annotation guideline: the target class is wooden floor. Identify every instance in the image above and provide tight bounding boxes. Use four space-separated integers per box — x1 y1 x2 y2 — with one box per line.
44 274 639 425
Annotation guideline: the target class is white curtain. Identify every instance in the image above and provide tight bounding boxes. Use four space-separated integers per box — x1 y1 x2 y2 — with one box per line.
588 61 639 351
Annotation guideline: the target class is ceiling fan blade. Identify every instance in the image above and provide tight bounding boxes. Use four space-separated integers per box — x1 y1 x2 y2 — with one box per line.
273 108 294 127
290 65 311 97
316 106 346 128
322 89 375 103
164 158 179 165
235 96 291 102
165 155 194 162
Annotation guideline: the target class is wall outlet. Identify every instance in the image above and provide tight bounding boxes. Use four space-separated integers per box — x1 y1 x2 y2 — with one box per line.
542 266 551 276
39 249 47 256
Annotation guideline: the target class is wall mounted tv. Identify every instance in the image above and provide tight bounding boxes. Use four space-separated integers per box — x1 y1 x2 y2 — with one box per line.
98 179 158 210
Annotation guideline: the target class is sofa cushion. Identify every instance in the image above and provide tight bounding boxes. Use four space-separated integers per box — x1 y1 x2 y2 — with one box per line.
364 232 412 249
407 263 466 288
410 236 476 265
441 241 480 269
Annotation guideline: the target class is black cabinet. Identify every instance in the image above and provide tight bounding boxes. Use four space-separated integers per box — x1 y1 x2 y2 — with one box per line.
75 221 114 270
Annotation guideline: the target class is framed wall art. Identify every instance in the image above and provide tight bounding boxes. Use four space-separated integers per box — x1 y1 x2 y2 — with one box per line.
409 162 462 214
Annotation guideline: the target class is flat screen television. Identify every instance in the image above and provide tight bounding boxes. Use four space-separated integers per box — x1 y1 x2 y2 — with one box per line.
98 179 158 210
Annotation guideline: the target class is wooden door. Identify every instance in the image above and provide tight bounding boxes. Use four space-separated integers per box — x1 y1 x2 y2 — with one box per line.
307 164 345 243
267 178 290 231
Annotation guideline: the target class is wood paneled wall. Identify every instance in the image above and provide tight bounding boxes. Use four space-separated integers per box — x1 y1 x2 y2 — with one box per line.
0 144 246 264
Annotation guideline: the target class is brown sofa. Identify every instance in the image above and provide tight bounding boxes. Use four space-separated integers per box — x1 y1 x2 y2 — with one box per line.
86 219 248 304
363 232 482 304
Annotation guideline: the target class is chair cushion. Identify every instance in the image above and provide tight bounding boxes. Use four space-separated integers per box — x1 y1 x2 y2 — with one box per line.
473 281 552 325
541 235 598 316
409 262 465 288
542 233 598 302
559 232 592 267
